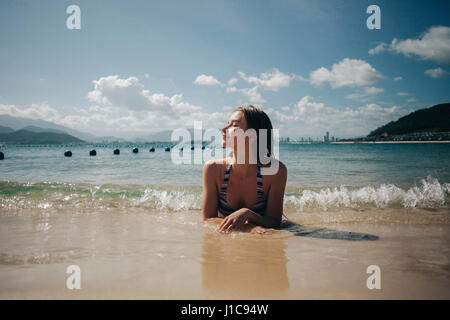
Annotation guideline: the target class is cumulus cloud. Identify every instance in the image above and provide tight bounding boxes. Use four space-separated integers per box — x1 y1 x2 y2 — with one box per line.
227 77 238 86
295 96 324 116
87 75 151 110
0 102 60 121
277 96 411 138
87 75 205 118
238 68 293 91
309 58 384 88
424 67 449 78
1 75 232 137
368 26 450 64
194 74 222 86
345 86 384 101
227 86 265 104
368 43 388 55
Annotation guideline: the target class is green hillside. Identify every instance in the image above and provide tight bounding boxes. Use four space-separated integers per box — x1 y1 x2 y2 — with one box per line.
0 129 84 144
368 103 450 137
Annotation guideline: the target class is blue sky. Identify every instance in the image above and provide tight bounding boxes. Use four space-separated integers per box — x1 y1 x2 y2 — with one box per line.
0 0 449 139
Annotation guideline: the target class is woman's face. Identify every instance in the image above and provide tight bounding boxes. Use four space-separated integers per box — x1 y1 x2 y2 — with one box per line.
221 111 248 147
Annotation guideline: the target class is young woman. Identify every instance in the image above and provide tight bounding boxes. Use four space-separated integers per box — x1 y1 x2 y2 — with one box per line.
201 105 287 234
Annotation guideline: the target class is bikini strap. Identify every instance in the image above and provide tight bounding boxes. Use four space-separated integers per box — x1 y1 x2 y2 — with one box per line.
220 164 264 200
256 165 264 200
220 164 232 196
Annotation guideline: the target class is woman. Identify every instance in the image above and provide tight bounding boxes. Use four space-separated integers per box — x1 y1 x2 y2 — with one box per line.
202 105 287 233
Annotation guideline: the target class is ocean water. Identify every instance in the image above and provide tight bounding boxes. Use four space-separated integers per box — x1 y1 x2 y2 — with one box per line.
1 142 449 215
1 142 450 299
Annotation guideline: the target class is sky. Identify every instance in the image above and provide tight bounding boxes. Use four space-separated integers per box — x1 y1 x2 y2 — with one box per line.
0 0 449 139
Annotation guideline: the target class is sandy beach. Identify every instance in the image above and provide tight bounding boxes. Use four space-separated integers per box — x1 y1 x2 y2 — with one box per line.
0 208 448 300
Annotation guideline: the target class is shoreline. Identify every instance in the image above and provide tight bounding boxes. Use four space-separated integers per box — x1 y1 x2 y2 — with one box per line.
331 140 450 144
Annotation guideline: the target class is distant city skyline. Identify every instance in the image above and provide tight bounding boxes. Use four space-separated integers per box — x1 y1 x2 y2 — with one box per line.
0 0 449 139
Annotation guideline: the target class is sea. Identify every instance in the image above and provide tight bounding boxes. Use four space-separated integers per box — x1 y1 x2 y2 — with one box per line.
1 142 449 215
0 142 449 299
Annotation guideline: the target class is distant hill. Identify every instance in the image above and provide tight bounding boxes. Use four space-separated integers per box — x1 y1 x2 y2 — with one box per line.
0 114 98 142
368 103 450 137
20 125 66 134
0 125 14 134
0 129 84 144
134 128 212 143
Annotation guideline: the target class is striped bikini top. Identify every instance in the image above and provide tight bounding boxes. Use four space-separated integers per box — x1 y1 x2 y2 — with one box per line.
217 164 266 217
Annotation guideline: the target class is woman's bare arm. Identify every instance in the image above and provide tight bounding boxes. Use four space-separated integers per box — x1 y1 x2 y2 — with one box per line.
247 162 287 228
201 160 219 221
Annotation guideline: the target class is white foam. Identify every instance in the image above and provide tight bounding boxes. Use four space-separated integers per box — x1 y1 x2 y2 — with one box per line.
285 176 449 211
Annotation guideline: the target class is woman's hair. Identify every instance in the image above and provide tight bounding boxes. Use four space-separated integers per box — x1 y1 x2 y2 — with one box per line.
233 105 273 164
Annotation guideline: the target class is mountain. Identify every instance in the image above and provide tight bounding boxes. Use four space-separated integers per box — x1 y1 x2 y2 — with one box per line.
0 114 216 143
0 129 84 144
367 103 450 137
134 128 213 143
92 136 128 143
0 125 14 134
21 125 66 134
0 114 98 142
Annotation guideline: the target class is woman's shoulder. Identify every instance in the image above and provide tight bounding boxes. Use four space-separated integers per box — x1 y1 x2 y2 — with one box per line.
260 159 287 175
203 158 229 177
204 157 229 167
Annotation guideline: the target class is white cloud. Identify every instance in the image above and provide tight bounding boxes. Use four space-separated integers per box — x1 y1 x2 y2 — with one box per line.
226 86 266 104
368 43 387 55
345 86 384 101
87 75 149 110
309 58 384 88
194 74 222 86
394 76 403 81
424 67 449 78
368 26 450 64
1 75 232 137
295 96 324 116
238 68 293 91
227 77 238 86
239 87 266 104
276 97 411 138
0 102 60 121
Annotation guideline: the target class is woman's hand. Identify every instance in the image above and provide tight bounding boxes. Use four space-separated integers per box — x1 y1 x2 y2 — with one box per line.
218 208 251 233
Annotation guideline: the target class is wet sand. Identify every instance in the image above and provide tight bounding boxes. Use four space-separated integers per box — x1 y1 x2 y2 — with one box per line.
0 209 449 300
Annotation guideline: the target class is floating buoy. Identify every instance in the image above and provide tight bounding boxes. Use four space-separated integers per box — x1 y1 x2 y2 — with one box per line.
133 147 139 153
0 152 4 160
64 150 72 157
165 147 170 152
149 147 155 152
89 149 97 156
113 149 120 155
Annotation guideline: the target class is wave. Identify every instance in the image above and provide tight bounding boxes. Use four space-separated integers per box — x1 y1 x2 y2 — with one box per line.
0 176 449 213
284 176 450 211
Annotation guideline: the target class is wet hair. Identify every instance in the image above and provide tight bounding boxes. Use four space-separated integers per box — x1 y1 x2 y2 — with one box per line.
233 105 273 164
